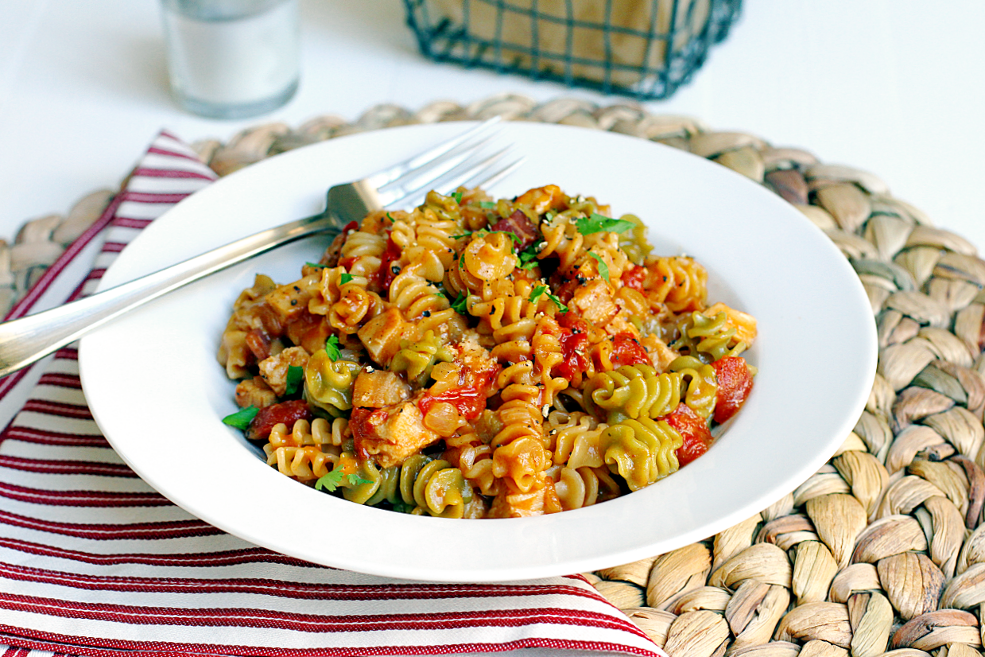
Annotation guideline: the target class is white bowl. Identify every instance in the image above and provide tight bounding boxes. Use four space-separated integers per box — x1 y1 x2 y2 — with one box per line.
80 122 877 582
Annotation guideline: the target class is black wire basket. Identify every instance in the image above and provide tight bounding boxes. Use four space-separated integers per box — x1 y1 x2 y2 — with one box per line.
403 0 742 101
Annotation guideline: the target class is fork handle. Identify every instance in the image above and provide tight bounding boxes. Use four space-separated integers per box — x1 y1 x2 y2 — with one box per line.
0 213 333 379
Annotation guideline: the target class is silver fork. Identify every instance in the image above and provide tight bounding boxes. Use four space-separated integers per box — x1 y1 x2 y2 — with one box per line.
0 118 521 379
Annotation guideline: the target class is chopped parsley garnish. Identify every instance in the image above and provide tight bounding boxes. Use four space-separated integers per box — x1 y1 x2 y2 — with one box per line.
385 212 395 223
479 201 496 209
576 213 636 235
305 262 326 269
588 252 610 283
451 292 470 314
516 244 540 271
451 191 463 203
530 285 567 312
324 335 342 360
222 406 258 431
285 365 303 395
548 292 569 313
315 469 373 492
340 273 354 285
498 231 522 245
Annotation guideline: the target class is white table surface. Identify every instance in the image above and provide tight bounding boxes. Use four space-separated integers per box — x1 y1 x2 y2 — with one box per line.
0 0 983 653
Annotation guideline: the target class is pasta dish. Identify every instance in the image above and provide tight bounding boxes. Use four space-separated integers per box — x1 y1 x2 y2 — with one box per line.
217 185 756 518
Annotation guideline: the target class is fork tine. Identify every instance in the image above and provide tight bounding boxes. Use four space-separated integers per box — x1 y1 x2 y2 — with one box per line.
459 156 525 192
378 145 514 208
375 132 496 201
362 117 502 189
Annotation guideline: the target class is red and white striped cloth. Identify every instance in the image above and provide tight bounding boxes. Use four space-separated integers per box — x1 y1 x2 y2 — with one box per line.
0 132 665 657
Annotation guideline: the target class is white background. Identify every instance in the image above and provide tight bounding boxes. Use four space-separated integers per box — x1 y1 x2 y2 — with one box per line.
1 0 984 247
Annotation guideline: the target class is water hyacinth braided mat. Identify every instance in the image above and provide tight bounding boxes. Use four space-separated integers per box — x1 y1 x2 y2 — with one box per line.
12 93 985 657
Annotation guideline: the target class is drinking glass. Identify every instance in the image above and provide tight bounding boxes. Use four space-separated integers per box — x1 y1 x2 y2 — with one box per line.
161 0 300 119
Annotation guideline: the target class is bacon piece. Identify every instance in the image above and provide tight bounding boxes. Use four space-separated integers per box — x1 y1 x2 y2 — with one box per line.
491 209 538 250
247 399 311 441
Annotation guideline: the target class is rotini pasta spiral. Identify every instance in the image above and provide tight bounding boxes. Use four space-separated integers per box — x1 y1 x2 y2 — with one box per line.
443 433 501 497
538 215 586 271
389 330 454 386
648 256 708 313
583 364 682 423
550 465 621 511
304 351 360 416
617 214 653 266
220 184 758 518
675 311 749 362
399 454 476 519
339 230 386 280
601 417 684 491
263 418 346 483
546 410 606 470
669 356 718 419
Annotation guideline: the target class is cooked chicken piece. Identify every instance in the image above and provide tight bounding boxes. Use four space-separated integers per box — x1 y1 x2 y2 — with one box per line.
357 307 417 366
640 335 680 372
452 330 499 386
352 370 412 408
235 376 278 409
350 399 440 469
265 273 319 322
571 279 620 326
257 346 309 396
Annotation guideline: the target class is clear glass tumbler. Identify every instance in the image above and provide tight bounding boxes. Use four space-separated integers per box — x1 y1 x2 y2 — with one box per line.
160 0 300 119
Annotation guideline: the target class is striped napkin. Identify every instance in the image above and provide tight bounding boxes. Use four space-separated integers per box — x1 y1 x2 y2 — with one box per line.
0 131 665 657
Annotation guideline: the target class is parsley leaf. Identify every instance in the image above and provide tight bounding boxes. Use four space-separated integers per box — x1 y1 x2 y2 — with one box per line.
315 469 373 492
450 232 473 240
528 285 568 312
576 213 636 235
315 468 345 492
476 229 521 245
305 261 326 269
516 245 540 271
324 335 342 361
385 212 395 223
222 406 258 431
346 473 373 487
285 365 304 395
588 252 610 283
479 201 496 209
451 292 470 314
547 291 569 313
451 191 463 203
340 273 354 285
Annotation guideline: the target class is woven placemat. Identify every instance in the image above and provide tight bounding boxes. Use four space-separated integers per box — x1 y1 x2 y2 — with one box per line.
13 93 985 657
